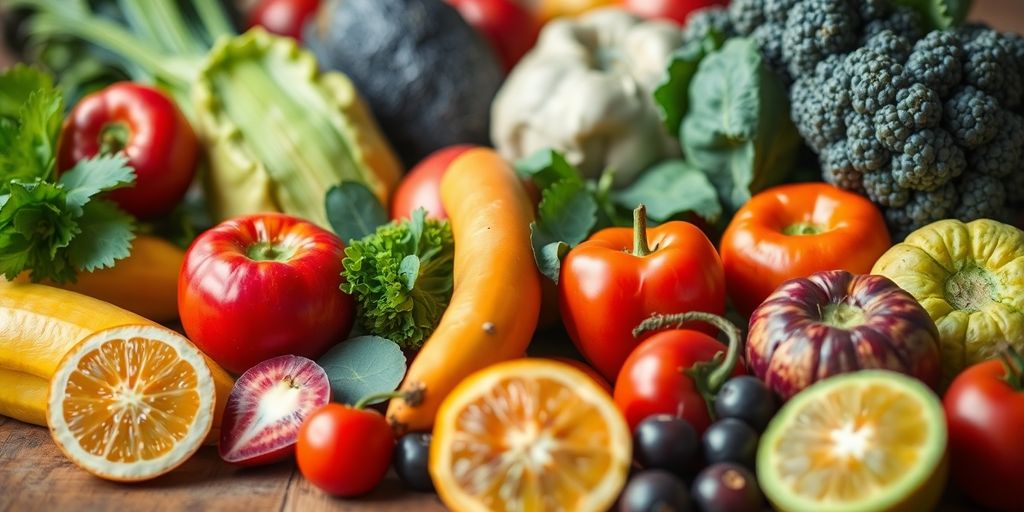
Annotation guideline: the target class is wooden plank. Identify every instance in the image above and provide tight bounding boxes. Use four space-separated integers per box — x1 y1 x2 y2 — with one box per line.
281 472 446 512
0 417 294 512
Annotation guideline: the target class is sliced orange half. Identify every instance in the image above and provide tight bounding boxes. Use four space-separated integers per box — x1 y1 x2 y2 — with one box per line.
430 359 631 512
47 325 216 482
758 370 948 512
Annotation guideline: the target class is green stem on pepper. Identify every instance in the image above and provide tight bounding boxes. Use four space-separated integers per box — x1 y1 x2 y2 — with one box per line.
632 311 744 422
633 204 653 257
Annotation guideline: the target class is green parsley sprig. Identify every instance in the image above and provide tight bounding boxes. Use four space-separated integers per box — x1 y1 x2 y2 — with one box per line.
0 65 137 283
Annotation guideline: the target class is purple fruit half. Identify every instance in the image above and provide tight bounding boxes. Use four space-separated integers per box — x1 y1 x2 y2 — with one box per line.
747 270 941 400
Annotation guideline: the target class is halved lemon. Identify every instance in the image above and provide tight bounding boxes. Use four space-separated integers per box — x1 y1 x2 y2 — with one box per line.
47 324 216 482
430 359 631 512
758 370 948 512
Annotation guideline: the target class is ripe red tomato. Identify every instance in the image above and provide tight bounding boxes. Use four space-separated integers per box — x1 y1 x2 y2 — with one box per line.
623 0 728 25
446 0 540 71
247 0 321 41
944 352 1024 511
297 404 394 496
57 82 197 219
178 213 354 374
390 145 474 221
614 328 745 434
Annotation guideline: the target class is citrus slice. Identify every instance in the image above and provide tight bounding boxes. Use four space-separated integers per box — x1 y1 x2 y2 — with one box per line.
758 370 948 512
47 324 216 482
430 359 631 512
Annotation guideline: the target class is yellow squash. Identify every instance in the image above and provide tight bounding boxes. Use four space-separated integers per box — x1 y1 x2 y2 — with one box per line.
14 235 184 323
873 219 1024 383
0 283 232 442
386 148 542 433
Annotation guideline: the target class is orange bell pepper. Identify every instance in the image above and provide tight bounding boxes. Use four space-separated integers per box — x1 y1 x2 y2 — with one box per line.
720 183 890 317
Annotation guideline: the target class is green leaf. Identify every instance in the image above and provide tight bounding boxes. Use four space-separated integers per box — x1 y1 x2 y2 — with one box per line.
0 88 63 187
614 160 722 223
0 65 54 120
59 153 137 215
514 149 584 190
681 38 801 212
891 0 972 30
317 335 407 406
653 32 724 137
399 254 420 291
325 182 389 243
0 179 79 283
530 180 598 283
67 199 136 273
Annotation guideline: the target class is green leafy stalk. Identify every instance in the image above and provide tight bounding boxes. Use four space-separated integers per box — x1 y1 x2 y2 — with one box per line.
341 209 455 350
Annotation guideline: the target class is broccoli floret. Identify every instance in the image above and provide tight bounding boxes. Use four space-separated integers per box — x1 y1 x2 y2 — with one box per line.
764 0 799 23
791 55 849 151
729 0 766 35
857 0 890 23
1008 166 1024 205
905 31 964 98
845 112 889 172
752 23 788 74
682 6 736 43
863 168 910 207
954 174 1007 221
873 104 912 151
821 141 864 192
846 48 907 115
863 29 912 62
862 7 923 43
885 183 958 239
969 111 1024 178
895 83 942 129
960 29 1023 108
943 86 1000 149
891 128 965 191
782 0 860 78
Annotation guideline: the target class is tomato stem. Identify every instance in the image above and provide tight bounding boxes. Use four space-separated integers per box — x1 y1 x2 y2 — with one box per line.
999 344 1024 391
632 205 653 257
99 122 130 155
632 311 743 422
354 387 424 410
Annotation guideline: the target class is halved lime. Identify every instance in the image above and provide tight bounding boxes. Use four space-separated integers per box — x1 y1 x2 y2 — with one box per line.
757 371 947 512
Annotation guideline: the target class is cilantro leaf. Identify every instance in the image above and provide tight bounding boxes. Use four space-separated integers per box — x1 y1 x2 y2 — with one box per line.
317 335 407 406
0 179 80 283
530 179 598 283
515 148 584 190
0 65 54 120
614 160 722 223
59 153 136 215
67 199 136 273
0 88 63 187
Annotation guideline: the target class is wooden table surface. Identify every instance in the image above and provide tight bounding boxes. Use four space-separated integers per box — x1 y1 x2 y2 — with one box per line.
1 1 1022 511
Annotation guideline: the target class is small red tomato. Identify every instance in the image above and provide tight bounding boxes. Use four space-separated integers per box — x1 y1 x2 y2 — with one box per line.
58 82 197 219
945 347 1024 511
178 213 355 374
247 0 321 41
614 313 746 434
446 0 540 71
623 0 728 25
297 403 394 497
390 145 474 220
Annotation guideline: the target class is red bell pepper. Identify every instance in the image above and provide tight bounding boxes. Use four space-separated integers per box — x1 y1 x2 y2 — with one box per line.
178 213 355 374
58 82 198 219
558 205 726 381
944 346 1024 512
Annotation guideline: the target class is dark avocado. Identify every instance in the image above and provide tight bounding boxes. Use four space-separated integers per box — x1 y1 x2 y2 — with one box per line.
304 0 503 167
